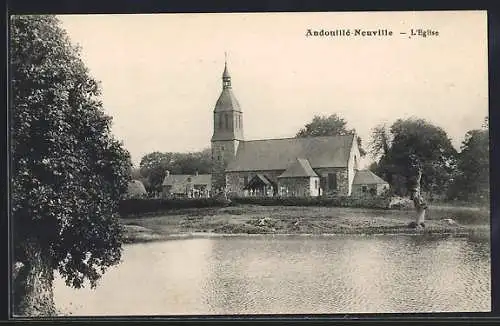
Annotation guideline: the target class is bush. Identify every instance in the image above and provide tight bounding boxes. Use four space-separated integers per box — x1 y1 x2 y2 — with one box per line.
119 198 231 217
229 196 392 209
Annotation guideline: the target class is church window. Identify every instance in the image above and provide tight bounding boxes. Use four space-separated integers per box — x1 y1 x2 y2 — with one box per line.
315 179 319 189
218 114 223 129
224 114 229 129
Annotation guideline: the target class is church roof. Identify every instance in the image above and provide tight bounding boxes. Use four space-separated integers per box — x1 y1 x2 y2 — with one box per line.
226 134 355 172
278 158 318 178
352 170 388 185
214 88 241 112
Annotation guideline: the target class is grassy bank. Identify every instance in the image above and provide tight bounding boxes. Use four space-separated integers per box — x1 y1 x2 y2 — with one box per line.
120 204 490 243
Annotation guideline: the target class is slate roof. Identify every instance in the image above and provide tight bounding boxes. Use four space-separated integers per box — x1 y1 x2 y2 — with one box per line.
278 158 318 178
352 170 388 185
214 88 241 112
162 174 211 193
225 135 355 172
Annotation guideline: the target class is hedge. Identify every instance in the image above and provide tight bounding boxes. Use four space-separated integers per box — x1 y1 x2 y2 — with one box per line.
118 195 412 217
118 198 231 217
229 195 394 209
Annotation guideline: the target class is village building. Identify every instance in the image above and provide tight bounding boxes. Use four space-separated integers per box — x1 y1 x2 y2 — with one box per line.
161 171 211 198
211 59 388 197
126 179 148 199
351 169 390 196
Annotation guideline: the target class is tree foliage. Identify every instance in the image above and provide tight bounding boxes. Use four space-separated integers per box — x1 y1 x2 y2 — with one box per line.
447 121 489 202
11 15 131 314
139 148 212 194
368 123 392 159
370 118 457 196
296 114 366 156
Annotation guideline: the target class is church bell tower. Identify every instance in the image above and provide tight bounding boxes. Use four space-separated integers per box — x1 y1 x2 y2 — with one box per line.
211 55 244 192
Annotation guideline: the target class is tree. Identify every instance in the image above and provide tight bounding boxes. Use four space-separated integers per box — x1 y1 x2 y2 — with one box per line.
11 16 131 316
368 123 392 159
139 149 213 195
371 118 457 197
296 114 366 156
447 121 489 203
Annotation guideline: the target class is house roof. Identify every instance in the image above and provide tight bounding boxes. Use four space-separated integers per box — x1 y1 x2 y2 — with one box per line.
226 134 355 172
127 180 147 197
352 170 388 185
278 158 318 178
162 174 211 193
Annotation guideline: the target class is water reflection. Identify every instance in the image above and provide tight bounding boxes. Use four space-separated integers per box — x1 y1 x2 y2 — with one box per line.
54 235 491 316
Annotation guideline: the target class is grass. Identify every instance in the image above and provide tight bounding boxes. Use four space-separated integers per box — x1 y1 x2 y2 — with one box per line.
120 203 490 243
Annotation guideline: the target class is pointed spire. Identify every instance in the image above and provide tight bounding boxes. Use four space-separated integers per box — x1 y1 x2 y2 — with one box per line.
222 51 230 78
222 52 231 88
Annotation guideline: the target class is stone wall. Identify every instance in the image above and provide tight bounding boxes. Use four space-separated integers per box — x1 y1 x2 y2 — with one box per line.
352 183 390 197
211 140 240 192
227 168 350 197
314 167 349 196
278 177 311 197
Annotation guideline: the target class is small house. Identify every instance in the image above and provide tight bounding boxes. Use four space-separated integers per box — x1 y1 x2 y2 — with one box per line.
126 179 148 199
162 171 212 198
351 169 390 196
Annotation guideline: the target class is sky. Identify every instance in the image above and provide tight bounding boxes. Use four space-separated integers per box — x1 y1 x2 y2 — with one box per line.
58 11 488 167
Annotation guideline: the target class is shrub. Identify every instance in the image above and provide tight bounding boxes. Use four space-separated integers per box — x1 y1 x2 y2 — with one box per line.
118 198 231 217
229 195 392 209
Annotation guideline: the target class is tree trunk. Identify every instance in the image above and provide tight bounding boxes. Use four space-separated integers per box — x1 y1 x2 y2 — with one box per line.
411 168 427 228
12 239 56 317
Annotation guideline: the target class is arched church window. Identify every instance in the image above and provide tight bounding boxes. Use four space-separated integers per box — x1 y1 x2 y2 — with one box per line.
224 114 229 129
218 114 223 130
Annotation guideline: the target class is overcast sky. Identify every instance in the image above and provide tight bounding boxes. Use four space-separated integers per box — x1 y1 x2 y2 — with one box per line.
58 11 488 167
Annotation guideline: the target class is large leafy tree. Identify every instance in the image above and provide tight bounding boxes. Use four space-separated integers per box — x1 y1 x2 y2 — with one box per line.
370 118 457 197
11 15 131 316
296 114 366 156
139 149 212 194
447 120 489 203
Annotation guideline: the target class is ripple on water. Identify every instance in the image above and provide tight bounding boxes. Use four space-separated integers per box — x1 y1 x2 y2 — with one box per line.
53 235 491 315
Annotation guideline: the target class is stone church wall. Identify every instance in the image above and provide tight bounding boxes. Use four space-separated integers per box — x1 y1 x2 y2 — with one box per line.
278 177 313 197
314 167 349 196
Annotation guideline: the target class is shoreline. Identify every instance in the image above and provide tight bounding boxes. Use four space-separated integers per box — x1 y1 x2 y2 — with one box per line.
120 205 490 244
122 226 488 244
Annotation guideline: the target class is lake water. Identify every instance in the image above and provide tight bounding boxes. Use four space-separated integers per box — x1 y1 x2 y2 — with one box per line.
53 235 491 315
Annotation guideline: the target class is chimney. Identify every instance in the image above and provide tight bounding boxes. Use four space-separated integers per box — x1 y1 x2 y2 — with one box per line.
165 170 170 177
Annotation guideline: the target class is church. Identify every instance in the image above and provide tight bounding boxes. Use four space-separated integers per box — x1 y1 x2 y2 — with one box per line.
210 60 389 198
